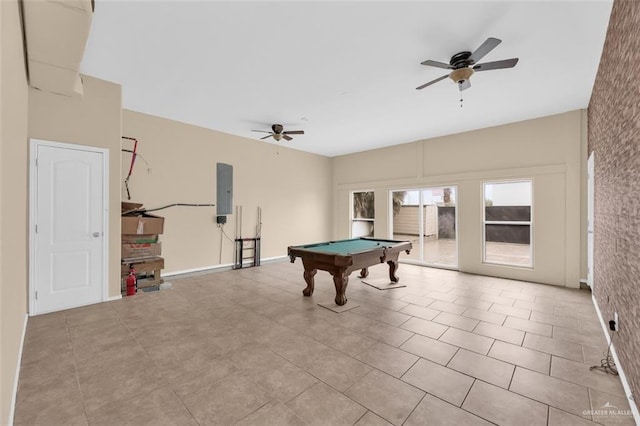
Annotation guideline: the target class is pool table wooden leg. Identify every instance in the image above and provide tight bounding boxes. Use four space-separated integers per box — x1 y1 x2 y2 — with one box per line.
332 271 349 306
388 259 400 283
302 268 317 297
358 268 369 279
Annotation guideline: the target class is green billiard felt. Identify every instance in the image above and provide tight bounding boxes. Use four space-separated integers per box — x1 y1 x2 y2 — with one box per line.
302 239 388 255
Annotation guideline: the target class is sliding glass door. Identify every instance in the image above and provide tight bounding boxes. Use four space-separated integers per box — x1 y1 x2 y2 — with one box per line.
391 187 458 268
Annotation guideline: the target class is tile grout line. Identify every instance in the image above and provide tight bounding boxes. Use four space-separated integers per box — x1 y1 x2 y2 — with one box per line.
66 315 91 426
108 300 192 422
508 368 594 416
399 392 427 425
546 402 550 426
458 378 477 412
16 264 621 425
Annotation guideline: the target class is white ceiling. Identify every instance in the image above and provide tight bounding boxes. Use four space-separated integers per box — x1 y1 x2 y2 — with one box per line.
81 1 613 157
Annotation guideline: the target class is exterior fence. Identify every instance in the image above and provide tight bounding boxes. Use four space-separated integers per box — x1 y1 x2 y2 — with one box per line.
392 205 529 244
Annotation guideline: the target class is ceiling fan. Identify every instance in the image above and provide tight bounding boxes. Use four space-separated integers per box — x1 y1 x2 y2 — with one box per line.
416 37 518 92
251 124 304 142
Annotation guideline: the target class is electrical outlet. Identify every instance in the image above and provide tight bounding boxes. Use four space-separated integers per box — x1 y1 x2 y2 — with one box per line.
614 312 619 331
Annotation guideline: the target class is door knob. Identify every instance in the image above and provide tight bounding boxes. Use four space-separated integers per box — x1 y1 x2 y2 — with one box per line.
93 232 101 237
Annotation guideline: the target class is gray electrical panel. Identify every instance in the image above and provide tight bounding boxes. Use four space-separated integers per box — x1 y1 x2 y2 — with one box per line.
216 163 233 215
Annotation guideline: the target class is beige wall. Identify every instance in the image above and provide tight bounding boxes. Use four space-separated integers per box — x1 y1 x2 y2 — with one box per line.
29 75 122 299
334 111 585 287
122 110 333 274
0 0 29 422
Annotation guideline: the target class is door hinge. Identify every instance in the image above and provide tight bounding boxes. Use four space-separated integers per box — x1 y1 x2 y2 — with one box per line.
35 291 38 300
35 224 38 233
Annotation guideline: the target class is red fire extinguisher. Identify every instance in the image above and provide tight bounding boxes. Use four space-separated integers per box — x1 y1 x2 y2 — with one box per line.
126 266 137 296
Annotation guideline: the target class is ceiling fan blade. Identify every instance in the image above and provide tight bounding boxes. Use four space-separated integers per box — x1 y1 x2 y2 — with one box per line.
282 135 293 141
473 58 519 71
458 79 471 91
416 74 449 90
283 130 304 135
469 37 501 64
260 135 272 140
420 59 453 69
252 130 271 134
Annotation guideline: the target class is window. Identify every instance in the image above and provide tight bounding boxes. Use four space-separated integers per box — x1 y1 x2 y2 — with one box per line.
483 180 532 267
352 191 374 237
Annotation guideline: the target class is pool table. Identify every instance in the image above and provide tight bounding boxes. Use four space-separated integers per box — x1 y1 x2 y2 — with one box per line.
288 237 412 306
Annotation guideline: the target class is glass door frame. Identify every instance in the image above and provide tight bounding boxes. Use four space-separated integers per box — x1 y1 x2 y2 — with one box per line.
389 186 459 270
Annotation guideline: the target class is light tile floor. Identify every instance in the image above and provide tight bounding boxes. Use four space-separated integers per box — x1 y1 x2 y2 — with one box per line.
15 262 636 425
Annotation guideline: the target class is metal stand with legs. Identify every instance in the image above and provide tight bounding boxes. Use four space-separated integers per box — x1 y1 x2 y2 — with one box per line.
233 206 262 269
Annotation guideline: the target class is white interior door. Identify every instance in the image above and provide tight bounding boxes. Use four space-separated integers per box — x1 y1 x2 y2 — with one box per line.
31 140 107 314
587 152 595 288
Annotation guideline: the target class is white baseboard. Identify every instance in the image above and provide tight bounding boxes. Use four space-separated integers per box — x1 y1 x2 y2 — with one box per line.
163 263 234 277
260 255 288 264
400 259 458 271
106 294 122 302
591 295 640 423
163 255 288 278
8 314 28 425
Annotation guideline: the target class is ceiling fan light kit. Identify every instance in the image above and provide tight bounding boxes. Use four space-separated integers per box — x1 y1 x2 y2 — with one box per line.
450 68 474 85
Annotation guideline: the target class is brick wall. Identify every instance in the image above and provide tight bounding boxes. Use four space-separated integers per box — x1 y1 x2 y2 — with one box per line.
587 0 640 405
